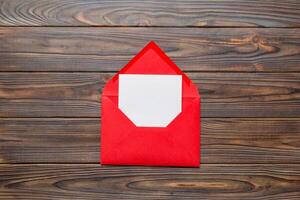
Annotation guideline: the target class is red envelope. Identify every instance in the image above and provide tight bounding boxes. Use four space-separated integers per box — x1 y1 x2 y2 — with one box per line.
101 41 200 167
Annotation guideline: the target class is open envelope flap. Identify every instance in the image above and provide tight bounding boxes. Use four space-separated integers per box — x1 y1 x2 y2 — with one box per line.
102 41 200 99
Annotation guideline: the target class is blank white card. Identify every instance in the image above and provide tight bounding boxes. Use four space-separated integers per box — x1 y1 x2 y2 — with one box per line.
118 74 182 127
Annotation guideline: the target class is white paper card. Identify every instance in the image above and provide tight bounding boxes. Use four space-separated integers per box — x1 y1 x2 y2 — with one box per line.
119 74 182 127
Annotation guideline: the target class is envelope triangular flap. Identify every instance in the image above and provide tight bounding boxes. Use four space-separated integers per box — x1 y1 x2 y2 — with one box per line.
102 41 199 98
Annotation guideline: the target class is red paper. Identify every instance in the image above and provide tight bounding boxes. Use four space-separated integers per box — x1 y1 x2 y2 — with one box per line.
101 41 200 167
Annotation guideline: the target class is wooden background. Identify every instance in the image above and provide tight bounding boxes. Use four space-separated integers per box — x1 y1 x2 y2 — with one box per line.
0 0 300 199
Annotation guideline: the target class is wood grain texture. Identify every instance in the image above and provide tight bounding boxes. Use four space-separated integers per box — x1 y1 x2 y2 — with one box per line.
0 0 300 27
0 118 99 163
0 118 299 164
1 28 300 72
0 72 299 118
0 164 300 200
0 0 299 199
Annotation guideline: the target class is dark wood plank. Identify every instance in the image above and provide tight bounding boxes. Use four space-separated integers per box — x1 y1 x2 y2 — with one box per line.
0 72 299 118
0 164 300 199
0 118 299 164
0 118 99 163
1 28 300 72
0 0 300 27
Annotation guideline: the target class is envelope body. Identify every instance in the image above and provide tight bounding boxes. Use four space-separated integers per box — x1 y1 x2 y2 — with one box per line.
101 42 200 167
